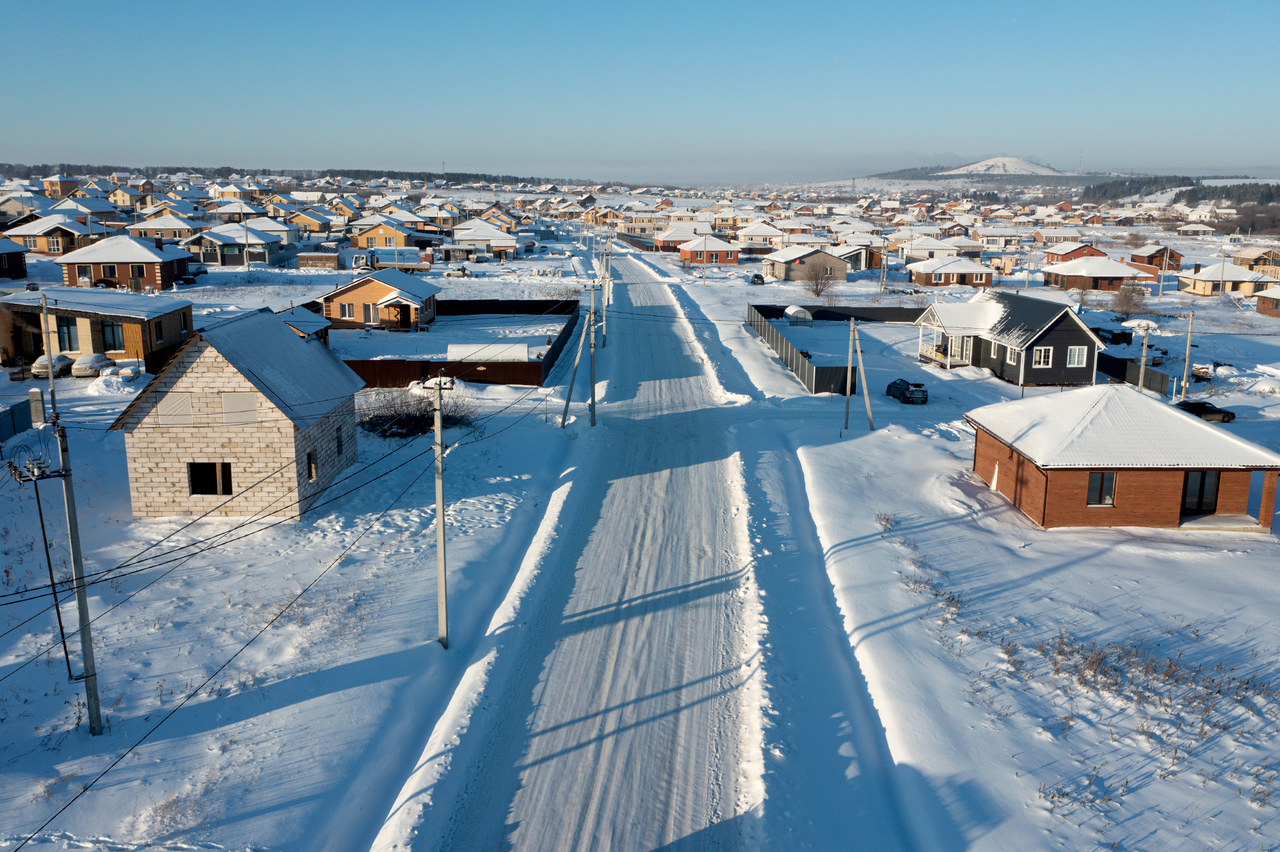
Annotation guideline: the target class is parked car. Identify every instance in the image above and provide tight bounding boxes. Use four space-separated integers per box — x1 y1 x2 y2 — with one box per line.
188 263 208 277
1175 400 1235 423
32 353 75 379
886 378 928 404
351 266 374 274
750 273 765 285
72 352 116 378
443 266 472 278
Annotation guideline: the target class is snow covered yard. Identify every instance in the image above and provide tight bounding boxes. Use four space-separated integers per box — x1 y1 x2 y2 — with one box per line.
329 316 569 362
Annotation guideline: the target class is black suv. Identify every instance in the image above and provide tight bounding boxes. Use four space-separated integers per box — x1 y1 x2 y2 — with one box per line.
1175 400 1235 422
750 273 765 285
886 378 928 404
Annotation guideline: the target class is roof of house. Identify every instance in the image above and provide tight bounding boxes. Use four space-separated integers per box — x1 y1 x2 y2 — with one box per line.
0 286 192 320
905 256 992 275
324 268 441 302
918 289 1100 349
184 223 282 246
54 234 191 265
277 306 332 335
110 310 364 432
1131 244 1176 258
965 384 1280 470
1178 261 1278 284
1253 286 1280 300
1044 241 1098 255
1042 256 1142 279
679 235 736 252
0 237 29 255
125 213 204 232
5 214 93 237
763 245 842 264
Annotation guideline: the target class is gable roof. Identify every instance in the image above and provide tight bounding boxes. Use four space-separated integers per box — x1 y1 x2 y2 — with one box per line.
905 256 991 275
1178 261 1278 284
917 290 1100 349
1042 256 1142 279
323 268 441 302
5 213 93 237
54 234 191 265
126 213 203 232
0 237 29 255
678 235 736 252
966 384 1280 470
763 245 842 264
110 310 364 432
0 286 191 321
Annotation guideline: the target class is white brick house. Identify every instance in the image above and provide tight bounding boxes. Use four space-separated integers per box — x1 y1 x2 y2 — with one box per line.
109 310 364 519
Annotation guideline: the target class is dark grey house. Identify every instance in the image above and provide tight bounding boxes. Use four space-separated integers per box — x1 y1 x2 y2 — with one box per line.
915 290 1103 387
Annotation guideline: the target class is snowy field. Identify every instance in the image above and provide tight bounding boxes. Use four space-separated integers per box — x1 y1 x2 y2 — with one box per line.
2 227 1280 850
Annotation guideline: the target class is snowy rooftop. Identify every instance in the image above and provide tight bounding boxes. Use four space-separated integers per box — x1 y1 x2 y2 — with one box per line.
329 315 569 362
966 384 1280 469
1041 256 1142 278
0 286 191 320
1178 261 1278 284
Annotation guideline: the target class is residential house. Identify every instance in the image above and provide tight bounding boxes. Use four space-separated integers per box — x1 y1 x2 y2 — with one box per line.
107 310 364 519
452 220 517 259
915 289 1102 385
901 236 958 260
4 214 95 256
126 213 206 242
181 223 283 266
966 385 1280 531
1176 261 1278 297
1177 223 1216 238
277 305 331 346
761 247 848 281
0 238 29 280
288 208 337 236
56 234 191 290
1130 244 1183 271
906 256 993 287
212 201 267 223
942 235 984 257
1044 242 1106 265
0 285 194 371
678 235 738 265
972 227 1023 249
1232 247 1280 279
1042 256 1143 291
42 175 79 199
319 269 440 330
108 186 145 210
1032 227 1082 244
1255 286 1280 319
654 224 711 252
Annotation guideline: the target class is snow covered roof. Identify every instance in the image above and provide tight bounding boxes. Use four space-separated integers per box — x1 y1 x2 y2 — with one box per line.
917 290 1099 349
0 286 191 320
111 310 364 432
905 257 992 275
1253 286 1280 300
184 223 281 246
1042 256 1142 279
764 246 839 264
5 214 93 237
327 268 441 302
277 306 332 335
1044 241 1095 255
126 213 203 232
679 235 736 252
966 385 1280 470
1131 244 1173 258
1178 261 1278 284
55 235 191 265
0 237 28 255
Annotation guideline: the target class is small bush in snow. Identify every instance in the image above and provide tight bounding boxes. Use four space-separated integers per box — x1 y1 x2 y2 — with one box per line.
356 386 478 437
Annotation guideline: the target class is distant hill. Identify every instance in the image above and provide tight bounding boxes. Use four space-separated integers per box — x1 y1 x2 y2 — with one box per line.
868 164 960 180
935 157 1061 176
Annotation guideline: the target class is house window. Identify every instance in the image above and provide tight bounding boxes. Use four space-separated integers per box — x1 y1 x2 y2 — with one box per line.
975 274 986 283
156 392 192 426
709 253 719 262
384 237 395 247
1032 346 1052 368
933 273 942 283
366 237 377 248
23 237 38 250
1006 347 1018 366
222 392 257 425
101 264 117 279
306 452 317 482
1067 346 1088 368
130 264 145 278
1182 470 1219 514
363 303 378 324
52 316 79 352
153 321 164 344
189 462 233 496
180 313 189 335
340 302 355 319
694 251 703 260
102 321 125 351
75 264 91 281
47 236 61 253
1087 472 1116 506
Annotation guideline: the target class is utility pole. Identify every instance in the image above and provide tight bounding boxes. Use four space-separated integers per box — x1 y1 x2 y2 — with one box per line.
40 294 57 415
853 318 874 431
56 421 103 734
1180 311 1195 401
588 285 597 427
842 318 854 436
1137 325 1150 393
434 376 452 649
560 303 589 428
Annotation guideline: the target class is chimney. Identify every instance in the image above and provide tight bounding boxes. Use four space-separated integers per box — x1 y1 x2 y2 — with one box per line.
1194 263 1201 274
155 236 164 249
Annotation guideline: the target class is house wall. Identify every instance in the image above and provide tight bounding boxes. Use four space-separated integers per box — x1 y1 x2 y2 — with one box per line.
0 251 27 280
293 397 359 516
909 270 989 287
60 257 188 289
322 280 426 329
1045 272 1130 292
973 428 1048 526
1258 296 1280 318
1022 314 1098 386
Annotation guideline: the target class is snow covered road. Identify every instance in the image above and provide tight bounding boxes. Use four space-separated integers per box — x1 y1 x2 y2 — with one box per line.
374 254 914 850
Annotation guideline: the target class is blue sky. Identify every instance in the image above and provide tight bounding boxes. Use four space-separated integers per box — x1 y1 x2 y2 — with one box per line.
2 0 1276 185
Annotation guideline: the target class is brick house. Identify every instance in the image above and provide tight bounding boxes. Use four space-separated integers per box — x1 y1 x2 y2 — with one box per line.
915 289 1102 385
56 235 191 290
1130 244 1183 271
1042 256 1143 291
1032 227 1081 244
320 269 440 330
0 286 193 371
762 246 848 281
126 213 206 241
3 214 94 256
1044 241 1106 265
1176 261 1278 298
42 175 79 199
966 384 1280 531
1255 286 1280 318
906 256 993 287
678 235 738 265
108 310 364 519
0 237 29 280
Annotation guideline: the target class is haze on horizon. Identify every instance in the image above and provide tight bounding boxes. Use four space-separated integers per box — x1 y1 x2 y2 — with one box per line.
2 0 1276 186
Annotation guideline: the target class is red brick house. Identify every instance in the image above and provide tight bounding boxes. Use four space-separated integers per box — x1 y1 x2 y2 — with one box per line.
905 256 992 287
1255 286 1280 318
678 235 738 265
966 385 1280 531
1044 242 1105 265
1042 256 1143 291
1130 244 1182 271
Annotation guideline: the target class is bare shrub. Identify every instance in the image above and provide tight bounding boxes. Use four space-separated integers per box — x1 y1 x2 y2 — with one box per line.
356 385 478 437
798 259 838 298
1110 285 1147 316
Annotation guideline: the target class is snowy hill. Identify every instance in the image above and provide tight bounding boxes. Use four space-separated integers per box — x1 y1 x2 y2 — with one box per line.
935 157 1062 176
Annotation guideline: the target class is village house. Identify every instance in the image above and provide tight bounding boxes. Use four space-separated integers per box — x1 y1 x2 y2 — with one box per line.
678 235 738 266
1176 261 1279 297
0 286 194 371
1130 244 1183 271
1232 247 1280 279
906 256 993 287
1032 227 1082 244
320 269 441 330
108 186 145 210
4 214 95 256
971 227 1023 249
1044 242 1106 265
41 175 79 199
1255 286 1280 319
108 310 364 520
915 289 1102 386
966 384 1280 531
761 246 848 281
0 238 30 280
1042 256 1143 291
181 223 283 266
56 234 191 290
1177 223 1216 238
126 213 206 242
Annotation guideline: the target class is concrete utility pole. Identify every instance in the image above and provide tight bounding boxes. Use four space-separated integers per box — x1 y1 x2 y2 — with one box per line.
854 318 874 431
842 318 854 435
434 376 452 649
560 303 589 428
588 293 597 427
1180 311 1195 401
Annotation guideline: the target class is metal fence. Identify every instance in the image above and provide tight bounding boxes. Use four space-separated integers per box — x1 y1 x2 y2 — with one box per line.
746 305 855 395
0 398 33 449
1097 352 1170 396
750 305 927 324
345 300 580 389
